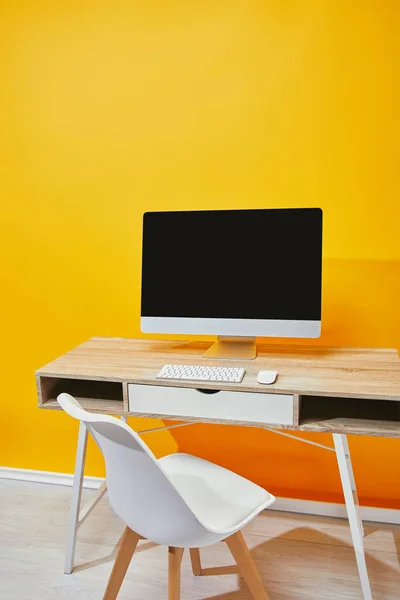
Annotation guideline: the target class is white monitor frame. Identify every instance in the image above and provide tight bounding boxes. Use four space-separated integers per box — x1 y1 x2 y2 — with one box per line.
141 316 321 338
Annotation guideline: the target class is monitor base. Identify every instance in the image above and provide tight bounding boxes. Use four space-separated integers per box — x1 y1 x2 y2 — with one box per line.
203 336 257 360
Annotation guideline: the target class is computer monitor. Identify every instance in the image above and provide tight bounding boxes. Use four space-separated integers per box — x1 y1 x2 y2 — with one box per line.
141 208 323 359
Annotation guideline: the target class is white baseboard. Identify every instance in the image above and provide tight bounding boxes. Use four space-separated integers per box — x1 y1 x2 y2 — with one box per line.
1 466 400 525
0 466 103 490
270 496 400 525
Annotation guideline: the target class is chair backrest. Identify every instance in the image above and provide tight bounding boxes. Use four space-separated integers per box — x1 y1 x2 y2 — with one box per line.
57 393 210 547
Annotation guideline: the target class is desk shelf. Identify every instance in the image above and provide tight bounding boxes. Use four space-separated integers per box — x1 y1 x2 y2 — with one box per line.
37 376 126 414
297 395 400 437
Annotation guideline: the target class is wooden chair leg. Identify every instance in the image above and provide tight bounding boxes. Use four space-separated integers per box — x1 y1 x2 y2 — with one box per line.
168 547 184 600
189 548 202 576
225 531 270 600
103 527 140 600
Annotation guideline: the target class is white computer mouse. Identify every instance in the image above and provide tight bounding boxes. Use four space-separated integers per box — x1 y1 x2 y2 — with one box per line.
257 370 278 384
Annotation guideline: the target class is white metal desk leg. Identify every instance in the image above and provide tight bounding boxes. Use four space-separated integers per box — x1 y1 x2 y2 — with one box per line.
340 434 364 537
333 434 372 600
64 421 88 574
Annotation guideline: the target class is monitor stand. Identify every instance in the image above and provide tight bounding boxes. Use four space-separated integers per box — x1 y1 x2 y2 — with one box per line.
203 336 257 360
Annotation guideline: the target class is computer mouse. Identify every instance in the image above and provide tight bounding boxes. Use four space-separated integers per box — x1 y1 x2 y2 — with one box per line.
257 370 278 384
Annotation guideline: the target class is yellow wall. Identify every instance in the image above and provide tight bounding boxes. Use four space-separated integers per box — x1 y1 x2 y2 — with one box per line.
1 1 399 507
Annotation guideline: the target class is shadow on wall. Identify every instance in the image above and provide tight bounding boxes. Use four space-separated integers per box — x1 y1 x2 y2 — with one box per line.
168 257 400 508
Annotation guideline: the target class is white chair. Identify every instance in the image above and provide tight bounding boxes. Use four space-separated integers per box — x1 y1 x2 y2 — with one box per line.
57 393 276 600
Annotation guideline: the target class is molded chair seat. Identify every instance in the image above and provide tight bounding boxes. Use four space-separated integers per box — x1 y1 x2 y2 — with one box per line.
159 453 273 537
57 393 276 600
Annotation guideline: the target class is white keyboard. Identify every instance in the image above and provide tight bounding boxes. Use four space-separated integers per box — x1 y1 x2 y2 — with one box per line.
156 364 245 383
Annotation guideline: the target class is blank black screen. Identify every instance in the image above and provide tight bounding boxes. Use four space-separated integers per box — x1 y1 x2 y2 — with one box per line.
141 208 322 320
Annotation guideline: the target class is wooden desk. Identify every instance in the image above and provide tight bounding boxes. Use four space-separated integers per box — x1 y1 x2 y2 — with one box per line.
36 337 400 600
37 337 400 435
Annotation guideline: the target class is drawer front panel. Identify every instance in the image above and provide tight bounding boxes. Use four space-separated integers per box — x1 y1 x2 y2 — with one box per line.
128 384 294 425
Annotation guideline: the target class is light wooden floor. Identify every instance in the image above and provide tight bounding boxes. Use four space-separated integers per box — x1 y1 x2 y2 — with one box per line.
1 480 400 599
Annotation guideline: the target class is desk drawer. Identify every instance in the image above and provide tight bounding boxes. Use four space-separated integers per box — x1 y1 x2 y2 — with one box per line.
128 384 295 426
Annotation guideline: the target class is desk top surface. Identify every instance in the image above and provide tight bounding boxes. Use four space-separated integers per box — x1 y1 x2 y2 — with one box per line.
36 337 400 401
